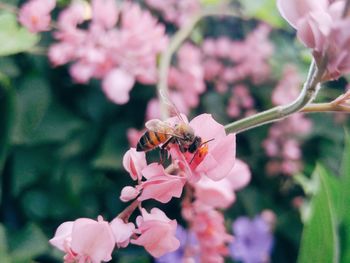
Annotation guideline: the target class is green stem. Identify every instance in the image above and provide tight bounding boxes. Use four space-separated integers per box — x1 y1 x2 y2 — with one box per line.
224 59 325 134
157 8 241 120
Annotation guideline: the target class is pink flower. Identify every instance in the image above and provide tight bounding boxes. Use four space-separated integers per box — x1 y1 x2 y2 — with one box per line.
102 69 135 104
138 163 186 203
50 216 115 263
110 217 135 248
123 148 147 181
18 0 56 33
131 208 180 257
277 0 350 79
186 114 236 182
194 159 251 209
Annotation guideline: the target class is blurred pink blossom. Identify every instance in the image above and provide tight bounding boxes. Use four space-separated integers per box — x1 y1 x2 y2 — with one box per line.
50 216 115 263
131 208 180 257
227 85 256 118
203 24 273 88
263 114 312 176
18 0 56 33
272 65 301 105
49 1 167 104
102 69 135 104
277 0 350 79
183 202 233 262
145 0 201 26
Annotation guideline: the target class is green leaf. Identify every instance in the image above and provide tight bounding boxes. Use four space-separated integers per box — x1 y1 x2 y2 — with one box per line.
92 125 128 171
8 224 48 262
0 224 8 255
0 12 39 56
340 130 350 262
298 165 339 263
341 130 350 221
12 75 51 144
239 0 286 28
0 74 14 174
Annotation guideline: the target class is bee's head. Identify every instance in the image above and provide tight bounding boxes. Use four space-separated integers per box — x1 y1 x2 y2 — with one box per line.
176 123 195 144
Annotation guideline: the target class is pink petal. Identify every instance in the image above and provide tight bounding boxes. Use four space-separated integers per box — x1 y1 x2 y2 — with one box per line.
190 114 226 142
49 221 74 251
110 218 135 248
71 218 115 262
122 148 147 181
226 159 251 191
195 177 235 208
195 134 236 181
120 186 140 202
131 220 179 257
102 69 135 104
138 175 186 203
277 0 328 28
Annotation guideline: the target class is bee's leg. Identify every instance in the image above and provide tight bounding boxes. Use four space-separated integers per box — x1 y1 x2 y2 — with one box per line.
159 148 168 164
159 137 174 164
179 143 186 153
161 136 174 149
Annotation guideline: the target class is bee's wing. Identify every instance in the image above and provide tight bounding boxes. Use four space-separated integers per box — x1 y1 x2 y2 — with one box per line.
159 90 185 123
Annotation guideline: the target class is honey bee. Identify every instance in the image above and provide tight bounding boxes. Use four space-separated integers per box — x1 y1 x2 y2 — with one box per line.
136 91 207 159
136 118 202 154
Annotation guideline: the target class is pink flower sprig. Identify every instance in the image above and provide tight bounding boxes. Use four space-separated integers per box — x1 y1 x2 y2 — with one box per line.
50 113 251 261
277 0 350 80
48 0 168 104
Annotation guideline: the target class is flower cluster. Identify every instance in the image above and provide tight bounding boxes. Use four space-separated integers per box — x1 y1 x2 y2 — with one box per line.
46 0 167 104
263 66 313 176
50 113 247 261
202 24 273 119
202 24 273 89
277 0 350 80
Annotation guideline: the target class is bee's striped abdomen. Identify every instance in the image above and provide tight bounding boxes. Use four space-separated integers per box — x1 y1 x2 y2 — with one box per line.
136 131 169 152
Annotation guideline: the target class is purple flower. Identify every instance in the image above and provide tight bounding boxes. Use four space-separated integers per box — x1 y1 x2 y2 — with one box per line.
230 216 274 263
155 225 199 263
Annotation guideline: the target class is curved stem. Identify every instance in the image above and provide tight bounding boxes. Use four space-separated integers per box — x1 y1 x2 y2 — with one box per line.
157 8 240 120
117 199 140 222
225 59 324 134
